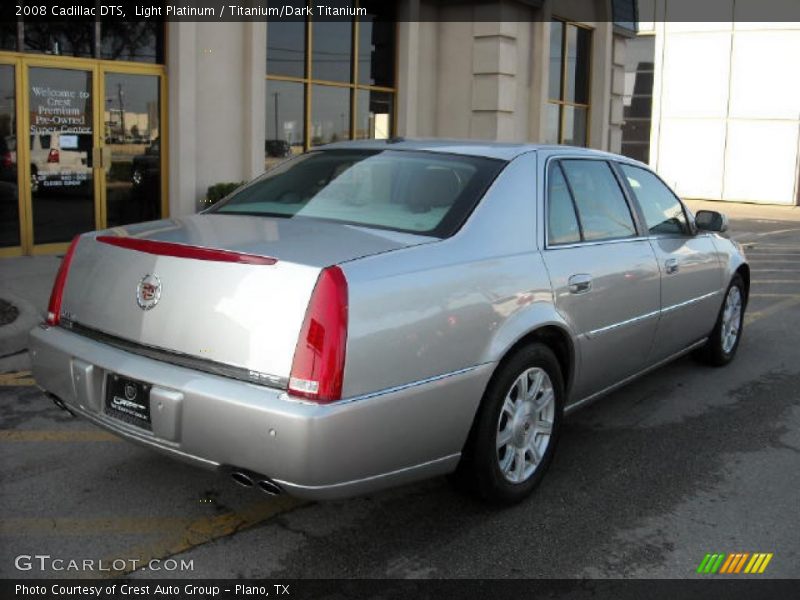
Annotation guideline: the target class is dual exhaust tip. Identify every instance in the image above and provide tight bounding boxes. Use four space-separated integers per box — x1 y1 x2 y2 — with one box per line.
230 469 282 496
47 395 281 496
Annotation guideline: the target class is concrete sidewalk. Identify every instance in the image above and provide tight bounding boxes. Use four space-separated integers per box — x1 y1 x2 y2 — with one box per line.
0 255 60 371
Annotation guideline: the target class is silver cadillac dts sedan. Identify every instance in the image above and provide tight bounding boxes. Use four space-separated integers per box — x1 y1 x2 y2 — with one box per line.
30 140 748 504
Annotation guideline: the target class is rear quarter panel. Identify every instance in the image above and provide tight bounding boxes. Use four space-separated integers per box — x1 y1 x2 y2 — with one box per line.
340 151 571 399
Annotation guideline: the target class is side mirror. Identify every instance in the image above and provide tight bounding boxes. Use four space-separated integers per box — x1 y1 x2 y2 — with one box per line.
695 210 728 233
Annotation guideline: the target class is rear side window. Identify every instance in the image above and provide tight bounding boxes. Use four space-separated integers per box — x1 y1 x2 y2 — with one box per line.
211 149 505 238
619 164 689 235
547 164 581 245
559 160 637 242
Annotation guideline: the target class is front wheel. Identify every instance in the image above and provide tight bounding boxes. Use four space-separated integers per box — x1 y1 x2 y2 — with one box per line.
695 274 745 366
454 344 564 505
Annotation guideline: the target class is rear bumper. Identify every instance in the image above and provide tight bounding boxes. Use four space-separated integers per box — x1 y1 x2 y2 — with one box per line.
29 325 492 500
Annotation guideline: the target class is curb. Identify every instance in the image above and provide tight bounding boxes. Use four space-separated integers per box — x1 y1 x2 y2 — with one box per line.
0 292 41 358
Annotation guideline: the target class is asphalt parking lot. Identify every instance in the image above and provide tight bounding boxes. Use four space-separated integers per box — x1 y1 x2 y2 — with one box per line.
1 202 799 580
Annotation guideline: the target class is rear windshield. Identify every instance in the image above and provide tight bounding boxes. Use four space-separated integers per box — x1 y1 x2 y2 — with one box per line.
210 149 506 237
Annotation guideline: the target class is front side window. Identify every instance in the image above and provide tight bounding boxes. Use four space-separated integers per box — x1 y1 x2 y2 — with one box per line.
211 150 505 238
546 20 592 146
558 160 637 242
620 164 688 235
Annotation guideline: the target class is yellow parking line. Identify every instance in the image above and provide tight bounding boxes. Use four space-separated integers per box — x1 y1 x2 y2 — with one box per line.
751 279 800 284
0 430 121 442
0 517 192 536
750 293 800 298
0 371 35 386
745 296 800 326
102 496 306 577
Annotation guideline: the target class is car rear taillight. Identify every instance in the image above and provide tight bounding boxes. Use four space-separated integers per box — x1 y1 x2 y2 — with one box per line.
288 266 348 403
45 236 80 326
1 151 11 168
47 148 60 163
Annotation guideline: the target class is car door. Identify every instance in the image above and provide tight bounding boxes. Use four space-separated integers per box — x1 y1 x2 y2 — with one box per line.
541 157 661 403
616 163 725 361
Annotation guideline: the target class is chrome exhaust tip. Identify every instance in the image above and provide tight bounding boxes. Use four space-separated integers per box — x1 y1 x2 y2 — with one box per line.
256 479 282 496
231 471 254 488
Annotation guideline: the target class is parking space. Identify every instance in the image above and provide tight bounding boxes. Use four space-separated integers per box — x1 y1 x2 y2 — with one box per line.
1 203 798 579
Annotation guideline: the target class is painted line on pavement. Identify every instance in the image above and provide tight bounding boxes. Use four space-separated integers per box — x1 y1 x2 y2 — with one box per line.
749 293 800 298
102 496 307 578
0 371 35 386
745 295 800 326
0 517 192 536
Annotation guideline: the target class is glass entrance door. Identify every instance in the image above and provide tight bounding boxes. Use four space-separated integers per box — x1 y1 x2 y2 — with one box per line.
28 65 97 247
0 55 166 255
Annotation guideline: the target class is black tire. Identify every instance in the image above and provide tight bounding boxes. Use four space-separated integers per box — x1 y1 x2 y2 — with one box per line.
453 343 564 505
694 274 746 367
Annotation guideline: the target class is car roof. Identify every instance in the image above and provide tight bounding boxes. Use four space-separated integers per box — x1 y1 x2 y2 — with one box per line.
317 138 625 162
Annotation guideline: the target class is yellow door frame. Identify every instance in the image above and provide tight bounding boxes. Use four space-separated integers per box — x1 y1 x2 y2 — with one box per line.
0 55 26 258
0 51 167 257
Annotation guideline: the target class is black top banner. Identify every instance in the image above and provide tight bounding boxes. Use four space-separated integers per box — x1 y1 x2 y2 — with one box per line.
3 0 800 23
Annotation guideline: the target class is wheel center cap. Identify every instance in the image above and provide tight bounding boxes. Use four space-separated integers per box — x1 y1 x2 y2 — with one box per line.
512 406 534 445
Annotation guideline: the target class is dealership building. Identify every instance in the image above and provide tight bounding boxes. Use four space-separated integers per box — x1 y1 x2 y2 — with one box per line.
1 1 641 256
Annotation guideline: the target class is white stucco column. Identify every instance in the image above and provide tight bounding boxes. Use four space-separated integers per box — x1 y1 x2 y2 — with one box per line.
167 21 198 217
396 1 421 137
243 21 267 179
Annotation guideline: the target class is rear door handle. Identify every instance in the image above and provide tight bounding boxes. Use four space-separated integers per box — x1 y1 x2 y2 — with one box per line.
568 273 593 294
665 258 679 274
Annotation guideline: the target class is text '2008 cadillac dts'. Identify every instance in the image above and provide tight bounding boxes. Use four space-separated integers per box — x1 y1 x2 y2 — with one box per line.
30 140 749 504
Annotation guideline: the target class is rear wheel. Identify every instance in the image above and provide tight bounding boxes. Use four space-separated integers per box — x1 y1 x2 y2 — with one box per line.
454 344 564 504
695 274 745 366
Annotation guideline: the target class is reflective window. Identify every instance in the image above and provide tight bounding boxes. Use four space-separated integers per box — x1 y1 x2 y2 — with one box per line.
620 164 688 235
560 160 636 241
266 8 396 160
104 73 162 228
1 20 17 51
265 80 304 169
356 89 392 140
100 22 164 64
621 35 655 164
23 22 95 58
311 11 352 82
267 9 306 78
0 64 20 248
566 25 591 104
311 85 350 146
547 164 580 245
562 106 588 147
17 21 165 63
548 21 563 101
547 20 592 147
358 1 395 87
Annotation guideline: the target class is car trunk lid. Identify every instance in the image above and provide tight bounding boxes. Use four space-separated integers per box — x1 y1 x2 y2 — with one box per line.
59 214 435 383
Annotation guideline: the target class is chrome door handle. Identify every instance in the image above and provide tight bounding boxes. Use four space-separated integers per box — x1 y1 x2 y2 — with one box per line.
665 258 679 274
568 274 593 294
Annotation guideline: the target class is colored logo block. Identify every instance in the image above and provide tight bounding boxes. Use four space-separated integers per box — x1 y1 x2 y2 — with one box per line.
697 553 773 574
